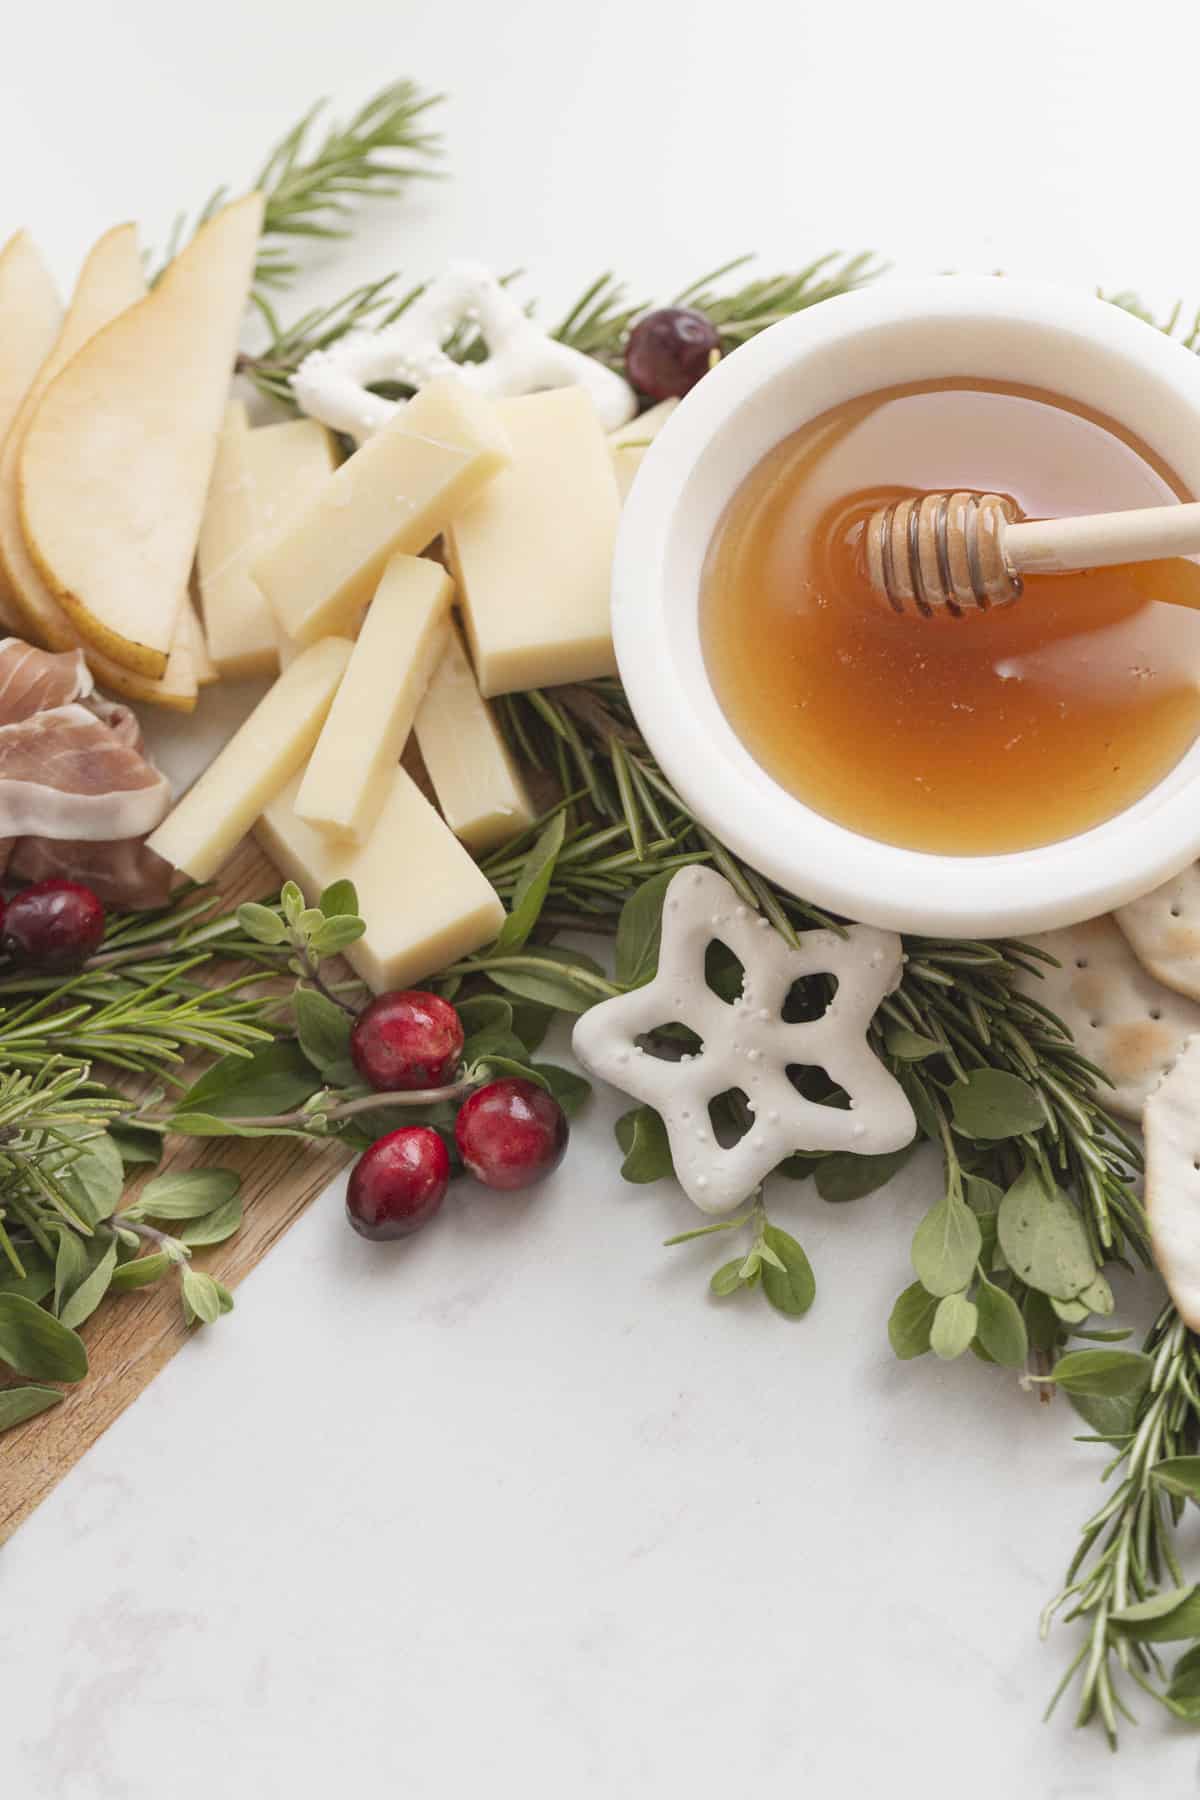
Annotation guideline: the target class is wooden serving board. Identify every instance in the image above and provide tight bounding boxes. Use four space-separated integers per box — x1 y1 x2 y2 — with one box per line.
0 840 353 1543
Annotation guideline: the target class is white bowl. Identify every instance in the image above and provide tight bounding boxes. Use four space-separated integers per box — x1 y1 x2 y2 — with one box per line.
612 275 1200 938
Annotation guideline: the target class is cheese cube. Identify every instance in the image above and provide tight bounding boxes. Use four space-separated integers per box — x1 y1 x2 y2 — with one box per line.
414 621 535 852
252 379 511 649
256 768 505 993
295 555 453 842
146 637 352 882
445 388 620 697
609 398 678 501
197 403 278 678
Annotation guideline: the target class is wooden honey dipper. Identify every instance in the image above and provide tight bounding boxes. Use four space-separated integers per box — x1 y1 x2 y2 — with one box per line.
865 491 1200 615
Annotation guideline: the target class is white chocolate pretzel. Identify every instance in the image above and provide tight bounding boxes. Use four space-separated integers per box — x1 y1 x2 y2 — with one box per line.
572 866 916 1214
292 261 638 443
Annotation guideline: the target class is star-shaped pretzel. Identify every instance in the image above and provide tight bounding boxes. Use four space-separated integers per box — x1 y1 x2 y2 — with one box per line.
572 867 917 1213
292 261 638 443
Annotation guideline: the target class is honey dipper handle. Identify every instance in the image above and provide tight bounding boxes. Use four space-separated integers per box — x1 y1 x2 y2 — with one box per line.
1004 500 1200 576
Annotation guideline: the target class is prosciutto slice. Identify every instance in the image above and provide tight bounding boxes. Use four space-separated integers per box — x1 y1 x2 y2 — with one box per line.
0 639 174 909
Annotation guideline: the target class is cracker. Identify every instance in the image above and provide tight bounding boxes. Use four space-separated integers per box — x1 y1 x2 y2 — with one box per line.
1114 863 1200 1002
1012 916 1200 1120
1143 1034 1200 1330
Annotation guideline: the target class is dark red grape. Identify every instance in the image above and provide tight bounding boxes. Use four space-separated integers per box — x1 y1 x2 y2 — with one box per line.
625 307 721 400
346 1127 450 1239
2 879 105 971
351 990 464 1092
454 1078 568 1192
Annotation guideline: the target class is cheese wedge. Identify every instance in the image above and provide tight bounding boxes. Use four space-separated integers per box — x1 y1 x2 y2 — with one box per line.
0 225 198 711
147 637 352 882
252 377 511 648
414 621 534 852
445 388 620 697
609 398 678 501
197 400 280 678
180 591 217 686
18 193 264 678
295 555 453 842
257 768 504 993
0 232 61 509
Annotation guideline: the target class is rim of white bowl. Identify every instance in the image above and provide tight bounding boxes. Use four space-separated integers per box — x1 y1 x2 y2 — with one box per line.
611 275 1200 938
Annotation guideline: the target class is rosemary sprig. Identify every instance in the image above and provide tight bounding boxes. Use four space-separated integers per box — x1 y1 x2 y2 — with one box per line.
1042 1307 1200 1745
155 79 443 290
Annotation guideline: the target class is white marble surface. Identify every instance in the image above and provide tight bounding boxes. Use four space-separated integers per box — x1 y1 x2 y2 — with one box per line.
3 2 1200 1793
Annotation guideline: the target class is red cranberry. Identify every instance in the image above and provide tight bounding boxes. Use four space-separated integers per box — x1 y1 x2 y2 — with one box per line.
346 1127 450 1239
350 989 464 1092
2 879 105 971
625 307 721 400
454 1078 568 1192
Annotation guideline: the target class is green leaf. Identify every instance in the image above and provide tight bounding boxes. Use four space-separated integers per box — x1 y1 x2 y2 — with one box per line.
930 1292 978 1360
948 1068 1045 1140
531 1062 591 1117
52 1226 87 1316
0 1248 54 1305
1111 1587 1200 1643
280 881 304 924
1051 1295 1091 1326
1168 1646 1200 1703
900 1069 942 1143
455 996 513 1038
1050 1348 1154 1399
1152 1457 1200 1504
177 1194 244 1248
973 1274 1028 1368
168 1113 313 1140
59 1236 118 1330
469 1053 546 1088
0 1384 65 1432
911 1190 981 1297
997 1167 1095 1300
964 1175 1005 1213
759 1225 816 1317
888 1281 940 1359
710 1258 745 1297
109 1125 163 1169
885 1025 941 1061
308 915 366 956
128 1168 240 1221
50 1126 125 1227
109 1251 173 1292
237 901 288 945
214 1280 235 1315
0 1293 87 1381
774 1152 822 1181
177 1040 321 1119
815 1143 916 1204
614 1106 674 1182
485 962 602 1014
318 879 359 918
294 985 355 1078
496 812 566 952
614 870 676 989
182 1268 223 1326
1077 1270 1116 1317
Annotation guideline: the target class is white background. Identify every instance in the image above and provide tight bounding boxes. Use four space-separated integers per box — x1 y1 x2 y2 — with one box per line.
1 2 1198 1794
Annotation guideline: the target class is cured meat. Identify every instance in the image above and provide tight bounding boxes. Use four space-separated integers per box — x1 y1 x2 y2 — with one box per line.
0 639 174 908
0 703 170 840
8 835 173 910
0 637 91 720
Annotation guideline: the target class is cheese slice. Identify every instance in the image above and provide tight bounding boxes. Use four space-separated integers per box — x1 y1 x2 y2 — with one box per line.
256 768 505 993
196 400 281 678
241 417 337 667
252 378 511 648
446 388 620 697
609 398 678 501
414 621 535 852
147 636 352 882
295 554 453 842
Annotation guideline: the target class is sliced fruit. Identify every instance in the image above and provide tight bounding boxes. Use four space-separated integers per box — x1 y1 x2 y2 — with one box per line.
18 194 263 678
0 232 62 628
0 225 198 712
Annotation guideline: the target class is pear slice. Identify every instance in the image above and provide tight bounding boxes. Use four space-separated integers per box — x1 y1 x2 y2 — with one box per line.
0 224 198 712
0 232 62 627
18 193 263 678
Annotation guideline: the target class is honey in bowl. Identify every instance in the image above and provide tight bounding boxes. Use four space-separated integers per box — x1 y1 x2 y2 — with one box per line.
701 379 1200 855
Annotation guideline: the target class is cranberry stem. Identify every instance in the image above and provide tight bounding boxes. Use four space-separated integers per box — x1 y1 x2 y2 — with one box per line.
147 1078 479 1134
